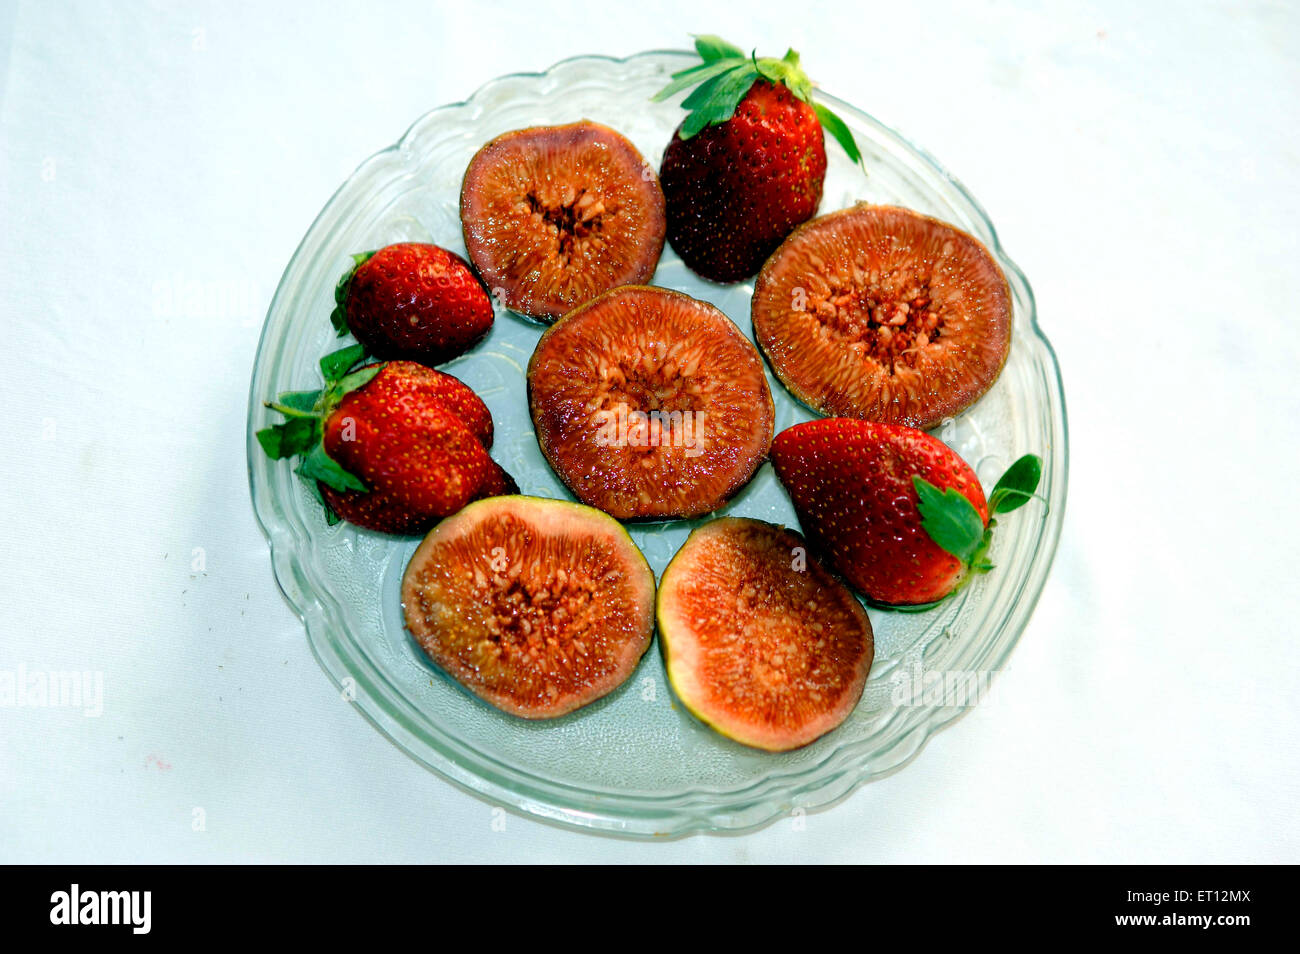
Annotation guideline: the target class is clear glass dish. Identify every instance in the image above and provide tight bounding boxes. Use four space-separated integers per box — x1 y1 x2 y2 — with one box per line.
247 51 1068 837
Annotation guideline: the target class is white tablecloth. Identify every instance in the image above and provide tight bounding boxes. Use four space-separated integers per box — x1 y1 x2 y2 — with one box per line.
2 0 1296 862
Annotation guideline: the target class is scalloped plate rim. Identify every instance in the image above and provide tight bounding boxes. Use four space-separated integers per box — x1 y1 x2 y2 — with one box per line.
246 49 1069 838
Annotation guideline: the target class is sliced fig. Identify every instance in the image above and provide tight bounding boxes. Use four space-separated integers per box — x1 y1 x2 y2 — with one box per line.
401 495 655 719
460 121 666 321
527 286 773 520
657 518 874 751
751 204 1012 430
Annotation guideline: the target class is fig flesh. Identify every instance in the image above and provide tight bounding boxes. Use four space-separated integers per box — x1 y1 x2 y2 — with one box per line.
751 204 1012 430
460 121 666 321
401 496 655 719
657 518 874 751
527 285 773 520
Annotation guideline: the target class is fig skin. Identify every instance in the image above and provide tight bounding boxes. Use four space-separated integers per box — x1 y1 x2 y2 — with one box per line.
751 203 1013 431
460 121 666 322
401 495 656 719
657 517 874 751
526 285 774 520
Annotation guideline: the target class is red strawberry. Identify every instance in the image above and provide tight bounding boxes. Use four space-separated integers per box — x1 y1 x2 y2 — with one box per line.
319 366 493 534
365 361 495 449
654 37 859 283
332 243 494 366
770 419 1041 606
257 355 517 535
472 460 520 500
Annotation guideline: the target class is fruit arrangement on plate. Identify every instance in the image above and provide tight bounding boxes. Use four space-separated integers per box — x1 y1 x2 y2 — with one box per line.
255 38 1053 762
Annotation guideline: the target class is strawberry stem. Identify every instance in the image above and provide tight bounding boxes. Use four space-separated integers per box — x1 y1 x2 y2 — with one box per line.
905 454 1043 606
653 34 861 162
257 355 388 513
264 400 317 419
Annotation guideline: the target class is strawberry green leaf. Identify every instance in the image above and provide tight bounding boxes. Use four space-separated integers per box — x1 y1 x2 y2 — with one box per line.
320 343 366 382
679 109 716 139
335 362 382 397
787 72 813 104
813 103 862 164
989 454 1043 514
693 34 745 62
679 63 760 138
659 35 848 157
679 61 747 109
678 71 723 112
753 53 783 83
652 58 745 102
296 464 342 524
754 50 812 102
283 417 320 456
670 57 737 80
256 425 287 459
256 417 319 460
275 389 322 414
298 443 367 494
913 475 985 564
970 522 996 572
329 304 349 336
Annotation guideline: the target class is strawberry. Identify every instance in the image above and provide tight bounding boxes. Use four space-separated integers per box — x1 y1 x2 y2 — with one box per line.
332 243 494 367
359 358 495 450
770 418 1041 606
473 460 520 500
257 348 517 535
654 36 860 283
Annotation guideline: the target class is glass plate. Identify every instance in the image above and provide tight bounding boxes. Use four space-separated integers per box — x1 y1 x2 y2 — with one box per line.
247 51 1068 837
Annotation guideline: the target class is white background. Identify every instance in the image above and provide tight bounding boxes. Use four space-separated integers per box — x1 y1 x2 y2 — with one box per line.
2 0 1297 863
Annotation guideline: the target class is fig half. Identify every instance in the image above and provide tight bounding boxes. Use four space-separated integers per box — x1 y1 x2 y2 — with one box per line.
527 285 774 520
460 121 666 321
401 495 655 719
658 518 874 751
751 204 1012 430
